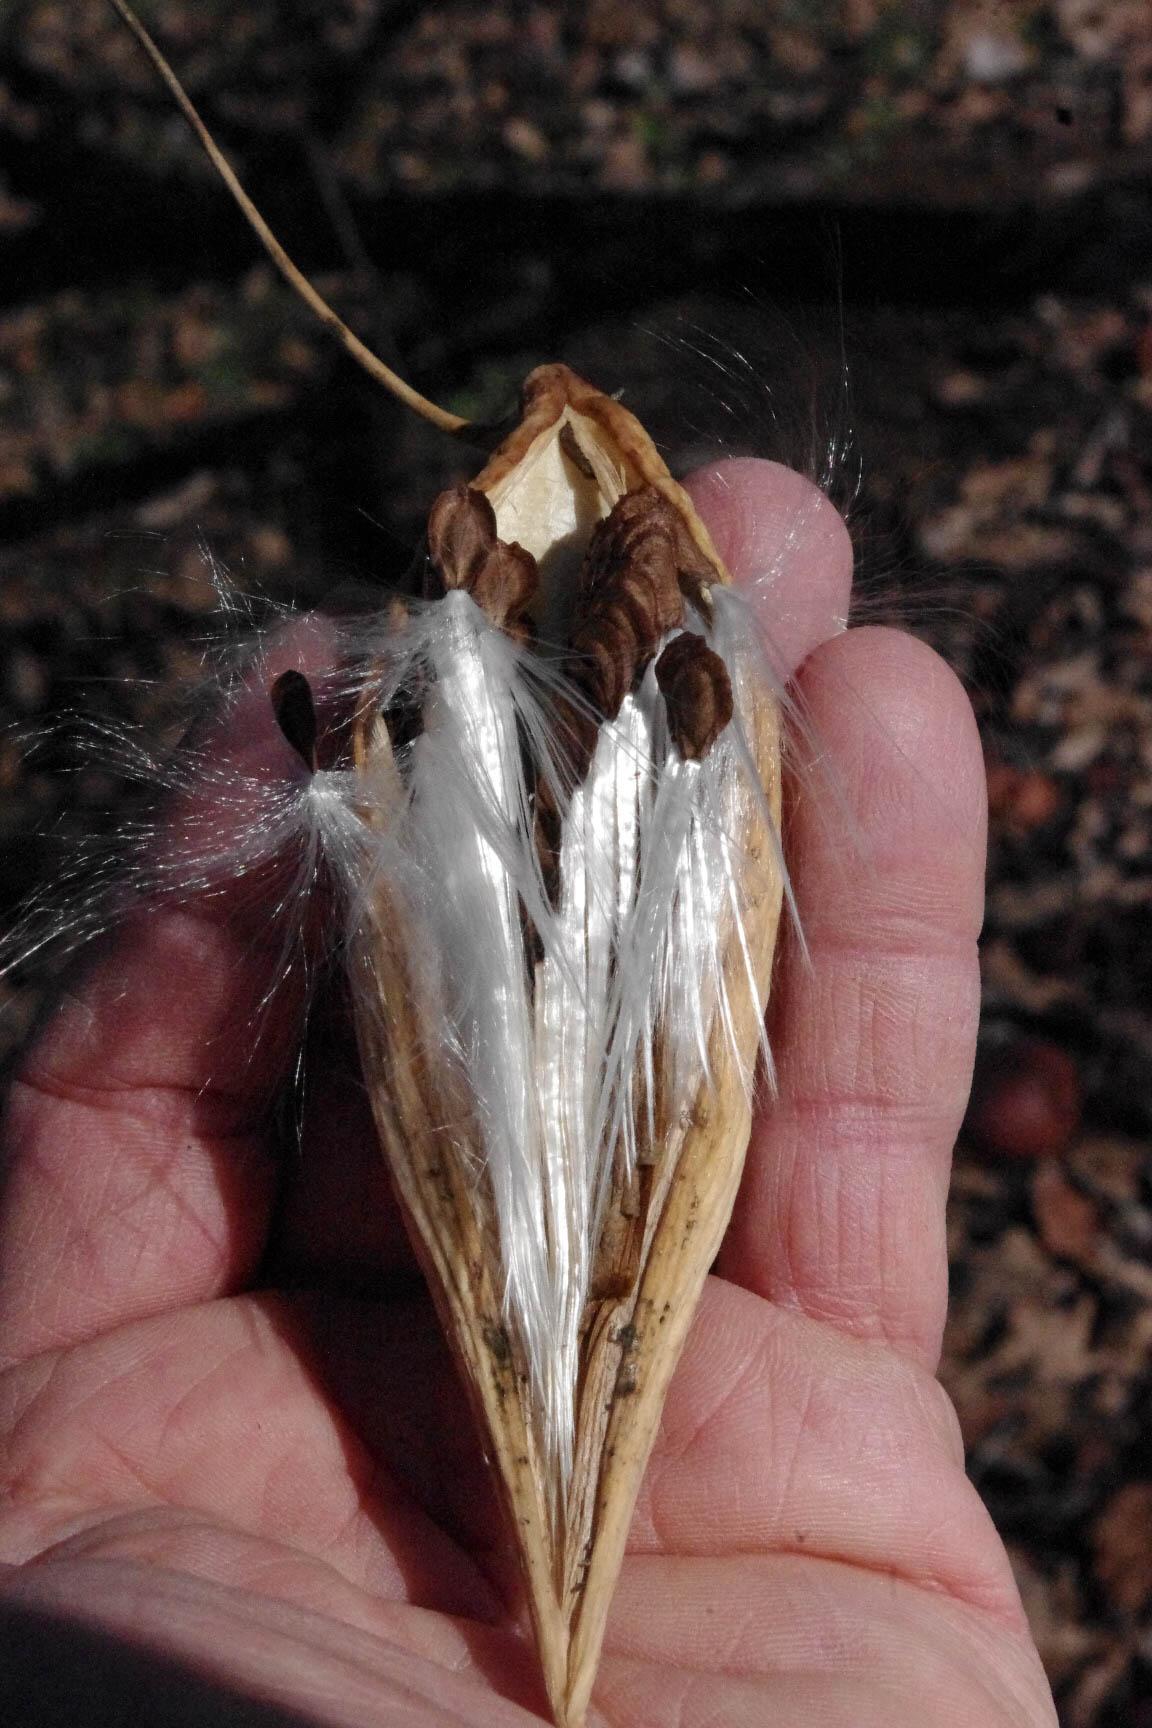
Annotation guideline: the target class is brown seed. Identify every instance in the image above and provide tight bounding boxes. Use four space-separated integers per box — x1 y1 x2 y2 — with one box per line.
426 484 539 631
270 668 318 771
474 538 539 635
655 631 734 761
570 488 687 718
427 484 496 589
582 489 683 631
571 601 639 719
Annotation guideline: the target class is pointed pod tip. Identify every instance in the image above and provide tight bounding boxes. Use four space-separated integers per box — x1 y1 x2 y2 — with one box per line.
546 1673 587 1728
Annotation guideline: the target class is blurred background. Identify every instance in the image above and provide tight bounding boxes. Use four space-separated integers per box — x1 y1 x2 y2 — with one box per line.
0 3 1150 1719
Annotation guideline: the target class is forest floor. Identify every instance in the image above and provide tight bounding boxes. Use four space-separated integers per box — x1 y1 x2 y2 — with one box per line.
1 4 1151 1721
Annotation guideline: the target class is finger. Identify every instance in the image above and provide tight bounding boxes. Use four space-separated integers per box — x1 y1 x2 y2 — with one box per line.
602 1550 1055 1726
0 1293 498 1623
684 456 855 675
265 974 416 1291
0 622 337 1365
0 1564 541 1728
608 1550 1048 1688
717 625 986 1370
634 1280 1021 1624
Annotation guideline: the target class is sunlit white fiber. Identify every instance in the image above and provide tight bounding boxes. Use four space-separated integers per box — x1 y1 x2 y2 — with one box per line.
401 592 575 1467
534 687 656 1483
2 702 336 1075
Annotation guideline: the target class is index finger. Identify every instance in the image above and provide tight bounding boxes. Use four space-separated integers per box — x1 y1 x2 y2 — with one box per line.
715 618 986 1367
0 621 336 1366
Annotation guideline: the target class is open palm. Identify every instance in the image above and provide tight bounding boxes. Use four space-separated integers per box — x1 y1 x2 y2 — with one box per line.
0 461 1055 1727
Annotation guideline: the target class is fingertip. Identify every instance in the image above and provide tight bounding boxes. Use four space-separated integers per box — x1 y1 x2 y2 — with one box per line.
723 623 986 1360
684 457 854 675
800 623 978 736
793 625 987 901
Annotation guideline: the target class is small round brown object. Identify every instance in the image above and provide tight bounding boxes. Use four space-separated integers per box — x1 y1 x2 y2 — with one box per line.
655 632 734 761
964 1037 1082 1161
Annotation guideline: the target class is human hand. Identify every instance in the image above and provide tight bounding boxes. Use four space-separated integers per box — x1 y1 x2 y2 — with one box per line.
0 461 1057 1727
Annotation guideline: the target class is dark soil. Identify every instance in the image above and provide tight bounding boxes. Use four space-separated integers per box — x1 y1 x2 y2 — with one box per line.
1 5 1150 1721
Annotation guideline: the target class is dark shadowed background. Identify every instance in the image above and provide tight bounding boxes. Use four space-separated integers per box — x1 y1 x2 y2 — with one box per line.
1 4 1150 1720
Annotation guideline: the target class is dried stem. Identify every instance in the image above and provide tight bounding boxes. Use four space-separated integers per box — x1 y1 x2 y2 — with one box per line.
107 0 470 438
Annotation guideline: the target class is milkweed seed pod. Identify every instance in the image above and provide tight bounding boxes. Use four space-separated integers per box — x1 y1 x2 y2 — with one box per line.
105 9 790 1723
339 365 785 1726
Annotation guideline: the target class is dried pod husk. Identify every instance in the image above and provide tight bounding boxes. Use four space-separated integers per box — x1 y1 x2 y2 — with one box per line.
349 365 784 1727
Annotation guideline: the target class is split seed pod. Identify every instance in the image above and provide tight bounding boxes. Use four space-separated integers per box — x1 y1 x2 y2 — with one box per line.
347 367 783 1724
110 7 787 1722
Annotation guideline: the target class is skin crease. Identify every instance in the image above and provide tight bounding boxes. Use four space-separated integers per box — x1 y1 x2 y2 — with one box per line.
0 460 1058 1728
